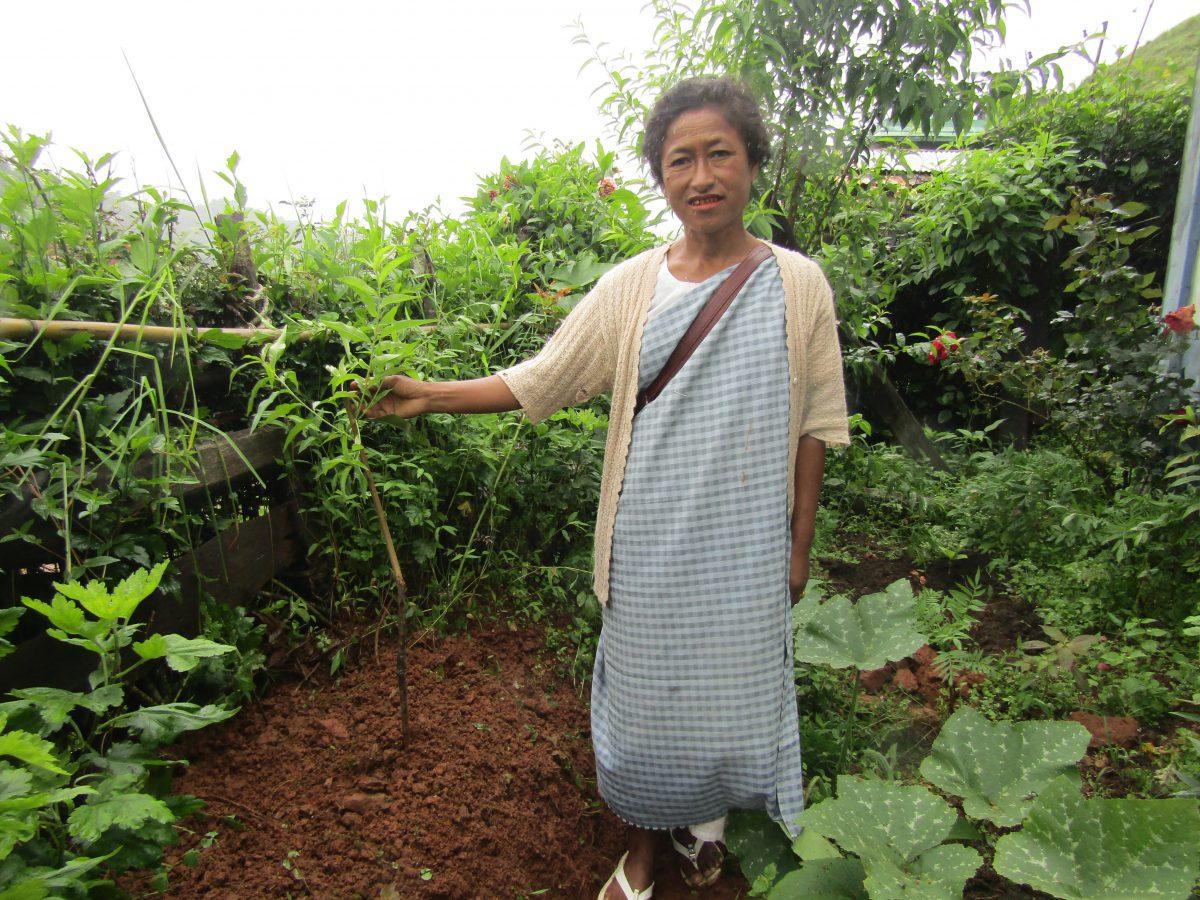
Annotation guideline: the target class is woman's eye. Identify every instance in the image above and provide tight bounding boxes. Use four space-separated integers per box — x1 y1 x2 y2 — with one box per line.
669 157 688 168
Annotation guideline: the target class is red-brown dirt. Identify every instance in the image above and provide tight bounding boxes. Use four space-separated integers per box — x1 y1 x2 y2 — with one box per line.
138 626 751 898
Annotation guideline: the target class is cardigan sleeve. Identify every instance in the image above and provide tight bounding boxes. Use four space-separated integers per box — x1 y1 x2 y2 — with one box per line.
496 275 619 426
799 272 852 447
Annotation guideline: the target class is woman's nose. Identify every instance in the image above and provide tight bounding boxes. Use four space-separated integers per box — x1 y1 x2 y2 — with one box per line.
690 158 715 191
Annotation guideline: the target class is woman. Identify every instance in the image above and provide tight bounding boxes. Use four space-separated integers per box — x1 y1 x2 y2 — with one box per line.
360 77 849 899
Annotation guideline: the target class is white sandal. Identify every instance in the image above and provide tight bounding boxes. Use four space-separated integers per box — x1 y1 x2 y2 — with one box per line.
597 851 654 899
670 828 726 888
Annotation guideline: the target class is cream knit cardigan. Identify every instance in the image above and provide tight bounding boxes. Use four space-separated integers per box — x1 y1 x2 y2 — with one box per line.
497 241 851 606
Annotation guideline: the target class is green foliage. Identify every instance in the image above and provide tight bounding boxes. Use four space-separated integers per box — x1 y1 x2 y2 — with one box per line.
579 0 1062 249
0 564 236 893
794 579 925 671
918 707 1090 826
992 777 1200 899
800 776 982 899
1088 14 1199 92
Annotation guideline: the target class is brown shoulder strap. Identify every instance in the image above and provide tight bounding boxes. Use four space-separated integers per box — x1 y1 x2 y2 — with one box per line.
634 243 773 415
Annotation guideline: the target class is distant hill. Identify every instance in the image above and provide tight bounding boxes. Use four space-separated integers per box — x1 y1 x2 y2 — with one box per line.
1087 13 1198 92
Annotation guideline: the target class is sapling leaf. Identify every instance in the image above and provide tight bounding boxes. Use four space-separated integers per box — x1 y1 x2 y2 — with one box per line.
54 561 167 621
993 777 1200 899
769 858 867 898
919 707 1090 825
799 776 982 900
7 685 124 732
111 703 237 746
794 579 926 670
67 792 173 845
133 634 235 672
20 595 103 641
0 720 66 775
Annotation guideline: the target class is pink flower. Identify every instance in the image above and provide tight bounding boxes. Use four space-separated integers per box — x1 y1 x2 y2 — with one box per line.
1097 662 1112 672
1163 304 1195 335
598 177 617 198
487 189 499 201
503 174 518 191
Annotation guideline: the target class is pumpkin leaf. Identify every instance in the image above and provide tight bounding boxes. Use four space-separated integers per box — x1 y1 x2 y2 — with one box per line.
919 707 1090 825
794 579 926 670
993 777 1200 899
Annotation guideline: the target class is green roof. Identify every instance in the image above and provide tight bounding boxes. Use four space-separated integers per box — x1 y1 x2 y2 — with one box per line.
1087 13 1199 92
872 118 989 148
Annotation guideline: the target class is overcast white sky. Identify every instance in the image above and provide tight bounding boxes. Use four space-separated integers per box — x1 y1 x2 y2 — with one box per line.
4 0 1195 221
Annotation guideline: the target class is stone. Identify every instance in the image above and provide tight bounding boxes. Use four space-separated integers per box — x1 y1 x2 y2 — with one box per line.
1068 712 1139 749
892 668 920 692
859 668 890 692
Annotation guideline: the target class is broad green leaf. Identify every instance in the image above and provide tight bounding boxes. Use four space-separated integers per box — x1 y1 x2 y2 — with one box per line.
0 852 113 896
794 828 842 861
0 813 38 863
725 809 795 894
0 608 22 639
993 777 1200 899
919 707 1090 825
67 792 173 844
20 595 101 641
863 843 983 899
0 727 66 775
111 702 237 745
133 634 235 672
197 328 248 349
8 685 123 732
769 858 867 899
0 766 33 802
795 579 926 670
54 562 166 621
546 255 617 290
800 777 981 900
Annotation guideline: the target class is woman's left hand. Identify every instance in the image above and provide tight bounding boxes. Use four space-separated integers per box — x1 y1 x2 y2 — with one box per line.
789 548 809 605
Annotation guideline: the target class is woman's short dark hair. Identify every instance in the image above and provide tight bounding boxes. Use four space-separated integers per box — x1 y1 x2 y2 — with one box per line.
642 76 772 186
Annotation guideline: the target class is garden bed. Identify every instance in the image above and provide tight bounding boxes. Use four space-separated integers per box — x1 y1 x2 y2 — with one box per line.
133 624 749 899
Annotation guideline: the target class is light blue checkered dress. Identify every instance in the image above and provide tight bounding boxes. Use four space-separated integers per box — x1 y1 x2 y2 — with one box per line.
591 256 804 836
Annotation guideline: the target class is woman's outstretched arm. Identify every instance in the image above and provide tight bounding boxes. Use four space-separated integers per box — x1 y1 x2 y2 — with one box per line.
356 373 520 420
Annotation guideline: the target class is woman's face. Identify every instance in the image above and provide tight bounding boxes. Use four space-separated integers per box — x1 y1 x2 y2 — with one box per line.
659 105 758 238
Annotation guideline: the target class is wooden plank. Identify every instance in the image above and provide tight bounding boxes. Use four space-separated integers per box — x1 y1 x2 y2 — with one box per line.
145 500 304 638
0 500 304 693
0 428 285 570
129 427 286 499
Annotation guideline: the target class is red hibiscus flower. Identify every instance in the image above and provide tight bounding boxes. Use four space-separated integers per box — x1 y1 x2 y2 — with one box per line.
927 332 959 364
1163 304 1195 335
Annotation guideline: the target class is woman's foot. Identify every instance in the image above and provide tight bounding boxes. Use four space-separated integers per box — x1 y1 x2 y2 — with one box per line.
601 828 656 899
600 850 654 899
670 827 726 888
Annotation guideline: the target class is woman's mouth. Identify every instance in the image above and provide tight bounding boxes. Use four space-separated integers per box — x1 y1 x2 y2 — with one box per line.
688 194 723 209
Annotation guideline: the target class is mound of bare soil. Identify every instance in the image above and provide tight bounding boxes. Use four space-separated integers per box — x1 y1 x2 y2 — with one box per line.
135 626 749 898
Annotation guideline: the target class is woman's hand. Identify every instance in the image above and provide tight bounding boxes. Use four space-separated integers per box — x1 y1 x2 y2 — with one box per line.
353 375 430 420
789 546 809 605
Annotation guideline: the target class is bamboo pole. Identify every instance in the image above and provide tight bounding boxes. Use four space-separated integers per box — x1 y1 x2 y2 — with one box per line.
343 400 410 745
0 317 512 343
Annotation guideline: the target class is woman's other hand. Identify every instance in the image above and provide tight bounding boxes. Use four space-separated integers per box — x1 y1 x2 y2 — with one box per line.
353 375 429 420
789 547 809 606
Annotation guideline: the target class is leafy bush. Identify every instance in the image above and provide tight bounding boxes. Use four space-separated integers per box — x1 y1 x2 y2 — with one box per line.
0 563 235 894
